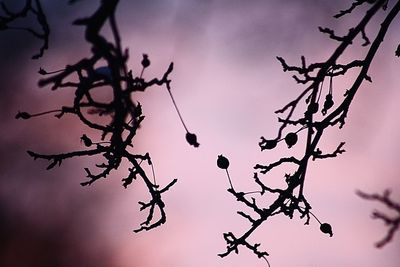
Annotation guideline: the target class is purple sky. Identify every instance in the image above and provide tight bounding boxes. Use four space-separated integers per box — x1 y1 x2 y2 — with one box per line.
1 1 399 266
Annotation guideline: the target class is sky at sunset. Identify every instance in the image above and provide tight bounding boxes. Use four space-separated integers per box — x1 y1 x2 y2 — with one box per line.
1 1 400 266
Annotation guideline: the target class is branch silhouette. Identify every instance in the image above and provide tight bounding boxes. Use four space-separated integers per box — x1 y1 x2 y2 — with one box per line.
0 0 49 59
5 0 399 263
218 0 400 263
357 189 400 248
15 0 197 232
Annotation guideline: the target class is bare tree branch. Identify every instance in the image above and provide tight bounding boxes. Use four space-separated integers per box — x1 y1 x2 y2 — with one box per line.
218 0 400 262
357 190 400 248
0 0 49 59
15 0 198 232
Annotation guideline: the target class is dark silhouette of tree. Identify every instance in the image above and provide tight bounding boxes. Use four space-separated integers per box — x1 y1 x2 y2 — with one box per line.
13 0 198 232
3 0 399 266
0 0 49 59
217 0 400 264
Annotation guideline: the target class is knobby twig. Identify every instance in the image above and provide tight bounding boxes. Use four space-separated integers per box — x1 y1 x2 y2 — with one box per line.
218 0 400 262
16 0 197 232
357 190 400 248
0 0 49 59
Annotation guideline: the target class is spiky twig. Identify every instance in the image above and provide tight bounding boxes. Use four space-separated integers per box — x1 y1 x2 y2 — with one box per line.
357 190 400 248
219 0 400 262
16 0 194 232
0 0 49 59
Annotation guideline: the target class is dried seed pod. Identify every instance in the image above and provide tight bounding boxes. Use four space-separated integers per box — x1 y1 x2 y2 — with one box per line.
80 134 92 147
38 68 47 75
320 223 333 237
259 137 277 150
307 102 319 114
185 132 199 147
284 132 298 148
322 94 334 115
141 54 150 68
217 155 230 169
15 111 32 120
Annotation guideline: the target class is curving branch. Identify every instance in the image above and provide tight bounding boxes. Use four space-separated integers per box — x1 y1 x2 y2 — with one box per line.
218 0 400 262
16 0 197 232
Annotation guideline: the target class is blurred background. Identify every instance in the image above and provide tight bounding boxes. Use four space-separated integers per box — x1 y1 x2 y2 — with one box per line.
0 0 399 266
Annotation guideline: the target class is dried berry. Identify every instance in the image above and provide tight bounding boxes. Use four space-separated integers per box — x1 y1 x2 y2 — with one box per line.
141 54 150 68
217 155 230 169
307 102 319 114
15 111 31 120
80 134 92 147
322 94 334 115
38 68 47 75
259 138 277 150
284 132 298 148
185 132 199 148
320 223 333 237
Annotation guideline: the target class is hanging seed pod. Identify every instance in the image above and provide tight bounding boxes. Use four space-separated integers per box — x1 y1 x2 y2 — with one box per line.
284 132 298 148
80 134 92 147
15 111 32 120
259 137 277 150
217 155 230 169
307 102 319 115
322 94 334 115
141 54 150 68
185 132 199 147
38 68 47 75
320 223 333 237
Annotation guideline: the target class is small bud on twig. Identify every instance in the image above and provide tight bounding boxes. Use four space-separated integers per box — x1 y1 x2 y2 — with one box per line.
217 155 230 169
15 111 32 120
284 132 298 148
80 134 92 147
141 54 150 68
186 132 200 147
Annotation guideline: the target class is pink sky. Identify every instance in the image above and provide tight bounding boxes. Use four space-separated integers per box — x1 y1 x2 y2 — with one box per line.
1 1 399 266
